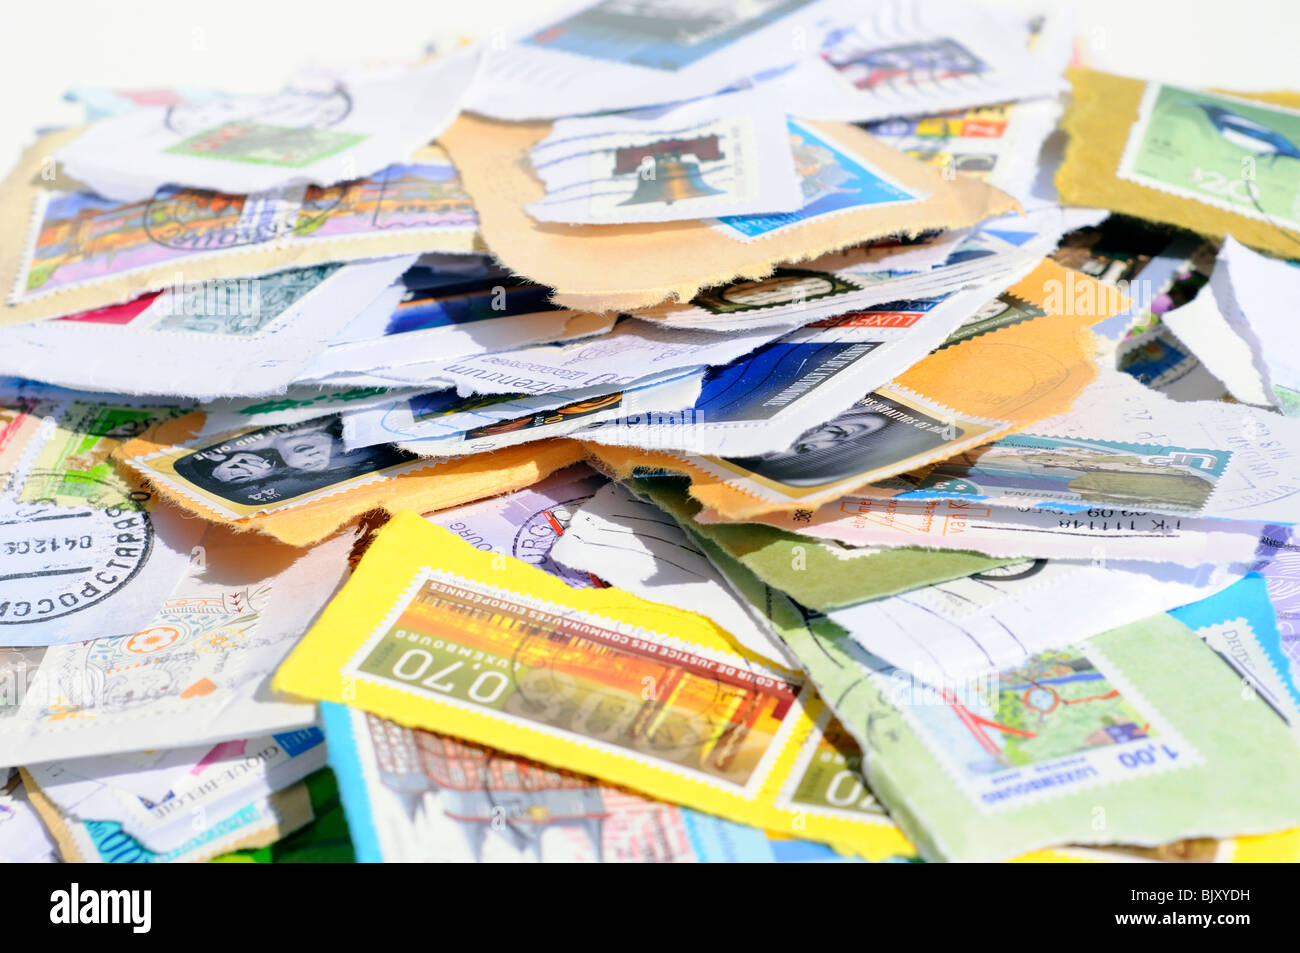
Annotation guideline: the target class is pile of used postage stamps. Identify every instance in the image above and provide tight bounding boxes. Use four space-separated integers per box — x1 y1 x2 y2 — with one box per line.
3 0 1300 865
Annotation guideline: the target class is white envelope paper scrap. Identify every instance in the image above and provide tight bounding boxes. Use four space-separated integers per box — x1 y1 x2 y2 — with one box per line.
525 91 803 224
55 51 481 203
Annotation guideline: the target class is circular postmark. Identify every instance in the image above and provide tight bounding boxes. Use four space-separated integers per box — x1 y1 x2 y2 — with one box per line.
511 495 599 588
0 477 154 627
696 268 854 314
970 558 1048 582
163 86 354 136
142 183 346 251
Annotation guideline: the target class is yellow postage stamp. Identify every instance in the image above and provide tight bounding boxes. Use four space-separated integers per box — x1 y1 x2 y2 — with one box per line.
273 510 917 860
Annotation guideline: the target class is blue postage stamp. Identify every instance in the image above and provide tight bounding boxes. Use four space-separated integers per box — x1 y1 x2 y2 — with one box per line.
524 0 818 72
1171 573 1300 729
715 120 922 241
896 434 1233 513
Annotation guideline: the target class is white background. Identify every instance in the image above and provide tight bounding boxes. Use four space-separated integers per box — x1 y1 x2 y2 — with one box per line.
1 0 1299 177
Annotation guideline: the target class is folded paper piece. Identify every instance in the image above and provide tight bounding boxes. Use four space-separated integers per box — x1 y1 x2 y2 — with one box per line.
300 256 616 382
0 256 414 400
440 113 1019 312
1204 236 1300 413
273 512 913 858
420 462 608 580
630 476 1012 612
1057 68 1300 259
628 221 1044 331
830 557 1241 684
0 774 58 863
777 609 1300 862
1161 274 1273 407
352 374 703 457
576 279 1031 458
1 136 476 322
464 0 836 121
525 91 803 224
117 412 587 546
54 52 479 203
550 482 794 666
588 258 1123 519
386 376 702 456
661 496 1300 864
761 0 1069 124
24 728 326 853
21 767 315 863
716 496 1264 568
427 318 781 397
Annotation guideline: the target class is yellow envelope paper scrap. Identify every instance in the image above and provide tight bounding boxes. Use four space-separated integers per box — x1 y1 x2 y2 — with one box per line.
273 511 922 860
441 114 1021 313
115 413 586 547
588 258 1125 520
1058 67 1300 259
271 511 1300 864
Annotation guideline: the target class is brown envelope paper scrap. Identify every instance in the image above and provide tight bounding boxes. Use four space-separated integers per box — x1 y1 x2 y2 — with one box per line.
1057 67 1300 259
1 130 478 326
440 114 1021 313
116 413 585 547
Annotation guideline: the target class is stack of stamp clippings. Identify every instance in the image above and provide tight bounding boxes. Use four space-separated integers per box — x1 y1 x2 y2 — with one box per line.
2 0 1300 866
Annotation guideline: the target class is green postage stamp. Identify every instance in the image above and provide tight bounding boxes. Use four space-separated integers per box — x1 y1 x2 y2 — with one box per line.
788 612 1300 862
166 120 366 168
1117 82 1300 232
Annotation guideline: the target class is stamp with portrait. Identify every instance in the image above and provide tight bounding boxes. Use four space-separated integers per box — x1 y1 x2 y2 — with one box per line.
692 383 1008 508
128 414 421 520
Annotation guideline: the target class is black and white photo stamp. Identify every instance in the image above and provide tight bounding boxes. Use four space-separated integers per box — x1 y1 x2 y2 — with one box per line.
142 415 419 518
721 390 980 490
